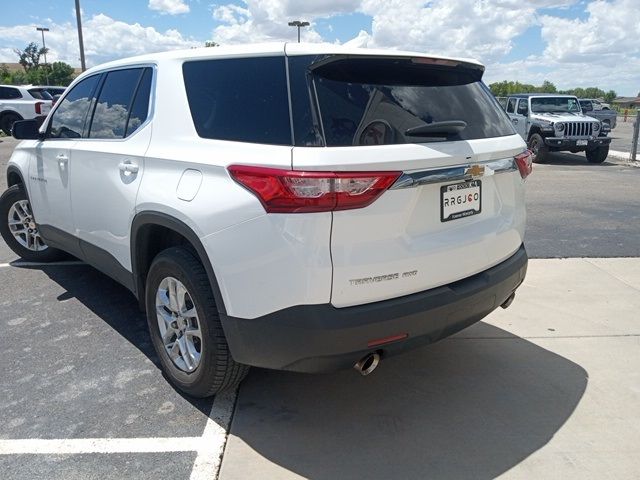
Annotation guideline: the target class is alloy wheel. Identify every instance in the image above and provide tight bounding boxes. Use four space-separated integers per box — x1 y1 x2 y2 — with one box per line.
155 276 202 372
7 200 48 252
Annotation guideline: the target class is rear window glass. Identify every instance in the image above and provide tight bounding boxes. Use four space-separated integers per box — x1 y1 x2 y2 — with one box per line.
182 57 291 145
28 88 53 100
290 56 515 147
89 68 143 139
0 86 22 100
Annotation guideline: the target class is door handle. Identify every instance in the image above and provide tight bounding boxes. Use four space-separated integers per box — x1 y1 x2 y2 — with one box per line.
56 154 68 168
118 162 139 174
511 118 519 124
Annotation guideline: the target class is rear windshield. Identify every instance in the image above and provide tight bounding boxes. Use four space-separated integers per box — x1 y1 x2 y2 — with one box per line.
28 88 53 100
289 55 515 147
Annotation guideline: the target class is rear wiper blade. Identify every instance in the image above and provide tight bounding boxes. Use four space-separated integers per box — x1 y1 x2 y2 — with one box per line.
404 120 467 137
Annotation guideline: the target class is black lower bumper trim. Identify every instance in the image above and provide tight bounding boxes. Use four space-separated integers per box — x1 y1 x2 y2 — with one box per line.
544 137 611 149
221 245 528 373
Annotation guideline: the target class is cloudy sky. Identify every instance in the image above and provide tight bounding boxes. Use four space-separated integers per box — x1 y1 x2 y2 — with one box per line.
0 0 638 95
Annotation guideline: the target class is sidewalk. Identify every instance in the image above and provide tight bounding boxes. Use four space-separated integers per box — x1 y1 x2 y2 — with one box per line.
219 258 640 480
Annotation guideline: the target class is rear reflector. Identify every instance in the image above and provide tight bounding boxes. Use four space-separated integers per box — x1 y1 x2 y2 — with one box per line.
367 333 409 348
514 150 533 179
228 165 401 213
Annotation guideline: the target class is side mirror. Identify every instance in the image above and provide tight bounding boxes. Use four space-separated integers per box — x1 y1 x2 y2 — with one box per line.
517 106 528 116
12 119 44 140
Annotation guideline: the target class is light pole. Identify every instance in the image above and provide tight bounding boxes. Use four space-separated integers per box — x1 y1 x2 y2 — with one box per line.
288 20 309 43
36 27 50 84
75 0 86 71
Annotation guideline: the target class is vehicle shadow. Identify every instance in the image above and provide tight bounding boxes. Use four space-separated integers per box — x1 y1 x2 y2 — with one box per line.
222 323 588 480
540 151 616 166
23 261 588 480
26 262 214 415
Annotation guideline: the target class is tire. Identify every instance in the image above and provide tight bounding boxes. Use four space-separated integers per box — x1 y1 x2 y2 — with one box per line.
586 146 609 164
0 185 65 262
145 246 249 398
0 112 22 136
528 133 548 163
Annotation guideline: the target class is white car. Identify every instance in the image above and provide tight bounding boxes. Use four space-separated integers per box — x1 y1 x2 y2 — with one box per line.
1 44 531 397
0 85 52 134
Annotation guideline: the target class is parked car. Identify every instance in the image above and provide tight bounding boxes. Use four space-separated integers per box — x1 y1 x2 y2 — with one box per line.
504 93 611 163
1 44 530 397
590 99 611 110
0 85 52 134
579 99 617 129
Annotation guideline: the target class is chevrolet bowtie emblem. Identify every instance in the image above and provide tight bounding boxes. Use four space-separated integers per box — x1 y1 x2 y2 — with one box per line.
466 164 485 178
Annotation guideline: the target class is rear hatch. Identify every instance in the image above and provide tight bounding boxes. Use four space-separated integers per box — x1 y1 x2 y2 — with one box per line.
289 54 528 307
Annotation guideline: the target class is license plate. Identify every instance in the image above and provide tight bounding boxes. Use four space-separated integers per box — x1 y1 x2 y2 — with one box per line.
441 180 481 222
576 139 588 146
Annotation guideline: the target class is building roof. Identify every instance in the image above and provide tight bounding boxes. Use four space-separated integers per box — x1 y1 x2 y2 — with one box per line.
612 97 640 104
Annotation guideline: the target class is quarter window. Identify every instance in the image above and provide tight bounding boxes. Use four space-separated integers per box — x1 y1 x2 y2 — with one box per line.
0 86 22 100
182 57 291 145
49 75 100 139
88 68 146 139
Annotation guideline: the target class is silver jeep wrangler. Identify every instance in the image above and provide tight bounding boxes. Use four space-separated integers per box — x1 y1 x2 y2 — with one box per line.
505 94 611 163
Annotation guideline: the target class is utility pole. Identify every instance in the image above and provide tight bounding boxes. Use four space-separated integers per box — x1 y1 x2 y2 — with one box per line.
288 20 309 43
632 114 639 162
75 0 86 71
36 27 50 84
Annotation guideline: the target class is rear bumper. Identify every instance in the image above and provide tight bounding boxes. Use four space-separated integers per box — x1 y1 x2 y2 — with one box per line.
220 245 528 373
544 136 611 149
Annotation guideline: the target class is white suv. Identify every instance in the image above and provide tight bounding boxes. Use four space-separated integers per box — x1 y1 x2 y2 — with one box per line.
1 44 531 397
0 85 53 134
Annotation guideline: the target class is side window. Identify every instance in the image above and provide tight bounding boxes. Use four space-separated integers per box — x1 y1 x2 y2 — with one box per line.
125 68 152 137
88 68 144 139
517 99 528 115
0 86 22 100
506 98 517 114
182 56 291 145
49 75 100 139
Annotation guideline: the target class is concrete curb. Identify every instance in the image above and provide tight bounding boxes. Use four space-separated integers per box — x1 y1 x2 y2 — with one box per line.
609 149 640 167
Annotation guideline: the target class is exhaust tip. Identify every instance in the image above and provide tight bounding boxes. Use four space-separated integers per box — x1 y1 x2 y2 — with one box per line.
354 352 380 376
501 292 516 309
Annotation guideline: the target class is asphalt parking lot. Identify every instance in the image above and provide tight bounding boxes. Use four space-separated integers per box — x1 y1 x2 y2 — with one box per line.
1 135 639 479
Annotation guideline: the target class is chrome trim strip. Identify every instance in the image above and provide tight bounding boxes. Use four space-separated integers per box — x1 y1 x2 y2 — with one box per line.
390 158 516 190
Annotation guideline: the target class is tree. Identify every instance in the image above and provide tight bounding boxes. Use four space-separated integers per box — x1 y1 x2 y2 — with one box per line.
14 42 47 72
48 62 75 86
539 80 557 93
204 41 219 47
604 90 617 103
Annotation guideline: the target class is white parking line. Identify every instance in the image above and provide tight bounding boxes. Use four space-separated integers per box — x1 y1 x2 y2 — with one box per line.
0 260 85 268
0 437 203 455
0 389 237 480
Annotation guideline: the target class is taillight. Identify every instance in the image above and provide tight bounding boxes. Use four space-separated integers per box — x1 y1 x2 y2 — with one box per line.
514 150 533 179
228 165 401 213
35 102 43 115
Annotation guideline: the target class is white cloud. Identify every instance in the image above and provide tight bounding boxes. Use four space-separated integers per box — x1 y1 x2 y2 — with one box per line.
205 0 638 93
148 0 190 15
0 14 199 67
211 1 325 44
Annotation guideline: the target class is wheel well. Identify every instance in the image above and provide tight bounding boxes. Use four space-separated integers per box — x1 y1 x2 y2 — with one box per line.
7 170 23 188
527 127 542 142
133 224 197 307
0 110 23 122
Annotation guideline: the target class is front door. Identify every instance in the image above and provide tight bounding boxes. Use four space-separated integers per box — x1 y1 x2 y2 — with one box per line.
28 74 101 248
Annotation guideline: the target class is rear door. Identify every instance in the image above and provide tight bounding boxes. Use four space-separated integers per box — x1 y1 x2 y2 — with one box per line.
289 55 527 307
69 67 153 276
